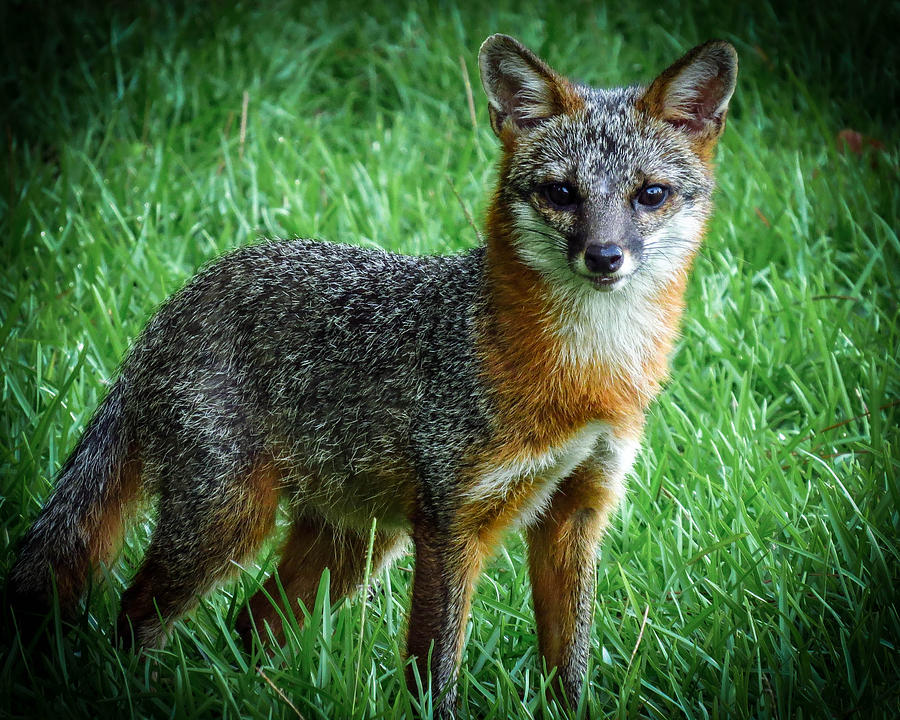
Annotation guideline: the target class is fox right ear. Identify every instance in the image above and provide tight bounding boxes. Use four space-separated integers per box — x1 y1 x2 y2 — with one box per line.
478 34 582 141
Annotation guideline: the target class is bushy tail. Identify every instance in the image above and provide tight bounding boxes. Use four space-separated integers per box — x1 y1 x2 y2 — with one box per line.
8 381 141 616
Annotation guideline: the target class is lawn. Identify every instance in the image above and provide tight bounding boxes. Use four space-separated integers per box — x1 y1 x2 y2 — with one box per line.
1 1 897 718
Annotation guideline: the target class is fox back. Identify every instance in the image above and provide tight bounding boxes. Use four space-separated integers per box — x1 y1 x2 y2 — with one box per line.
8 35 736 718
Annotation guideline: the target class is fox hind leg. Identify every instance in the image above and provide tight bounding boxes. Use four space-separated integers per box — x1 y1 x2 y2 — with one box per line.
236 514 406 647
116 455 281 649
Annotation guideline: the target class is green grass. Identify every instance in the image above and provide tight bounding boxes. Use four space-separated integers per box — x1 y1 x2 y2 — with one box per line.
1 0 898 718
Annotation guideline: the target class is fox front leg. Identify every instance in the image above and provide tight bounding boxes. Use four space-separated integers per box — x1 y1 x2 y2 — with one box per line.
527 455 630 709
405 519 485 718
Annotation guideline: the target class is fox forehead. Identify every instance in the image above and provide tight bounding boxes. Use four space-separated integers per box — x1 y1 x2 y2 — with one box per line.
506 85 713 200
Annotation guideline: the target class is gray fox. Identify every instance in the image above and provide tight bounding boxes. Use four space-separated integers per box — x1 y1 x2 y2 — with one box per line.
8 34 737 716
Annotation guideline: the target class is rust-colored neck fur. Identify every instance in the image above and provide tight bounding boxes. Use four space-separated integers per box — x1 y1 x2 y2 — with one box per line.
479 193 688 458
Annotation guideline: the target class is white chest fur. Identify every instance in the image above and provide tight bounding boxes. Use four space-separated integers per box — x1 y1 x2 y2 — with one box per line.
551 285 668 383
469 422 640 527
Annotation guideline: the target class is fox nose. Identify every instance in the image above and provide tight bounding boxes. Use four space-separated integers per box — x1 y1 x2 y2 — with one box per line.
583 243 624 274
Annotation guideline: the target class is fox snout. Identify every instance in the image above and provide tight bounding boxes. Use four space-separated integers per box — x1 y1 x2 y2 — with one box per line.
584 243 624 274
573 240 639 290
570 216 644 290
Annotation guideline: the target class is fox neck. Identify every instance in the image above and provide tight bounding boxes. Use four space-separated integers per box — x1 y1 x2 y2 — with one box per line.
479 192 688 451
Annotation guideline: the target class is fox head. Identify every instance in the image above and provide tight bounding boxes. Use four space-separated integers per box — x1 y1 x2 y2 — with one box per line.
478 35 737 300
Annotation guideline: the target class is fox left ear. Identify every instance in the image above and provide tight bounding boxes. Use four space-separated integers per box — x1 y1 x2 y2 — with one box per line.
640 41 738 143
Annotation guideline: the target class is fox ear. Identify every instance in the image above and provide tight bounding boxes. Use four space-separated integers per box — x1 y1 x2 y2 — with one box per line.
478 34 581 139
641 41 738 141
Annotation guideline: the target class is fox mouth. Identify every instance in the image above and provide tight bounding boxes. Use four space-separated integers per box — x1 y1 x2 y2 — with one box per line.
569 266 632 291
588 273 630 292
568 251 637 292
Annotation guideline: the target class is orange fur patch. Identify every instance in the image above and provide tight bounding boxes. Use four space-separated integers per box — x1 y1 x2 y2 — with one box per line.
216 457 282 559
478 201 683 464
550 76 586 116
86 452 144 575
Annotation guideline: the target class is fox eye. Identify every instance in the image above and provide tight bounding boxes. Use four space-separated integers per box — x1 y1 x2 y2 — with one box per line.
635 184 669 209
542 182 578 209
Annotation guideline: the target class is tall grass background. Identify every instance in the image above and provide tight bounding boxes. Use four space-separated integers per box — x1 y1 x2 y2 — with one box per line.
1 0 897 718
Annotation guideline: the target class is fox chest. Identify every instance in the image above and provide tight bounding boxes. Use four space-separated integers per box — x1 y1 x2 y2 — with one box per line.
467 422 639 528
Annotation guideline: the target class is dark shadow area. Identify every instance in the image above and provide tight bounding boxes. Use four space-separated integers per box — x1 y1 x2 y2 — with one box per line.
1 0 897 153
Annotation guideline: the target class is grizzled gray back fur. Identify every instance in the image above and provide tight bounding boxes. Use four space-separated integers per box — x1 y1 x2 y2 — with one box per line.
126 241 493 525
